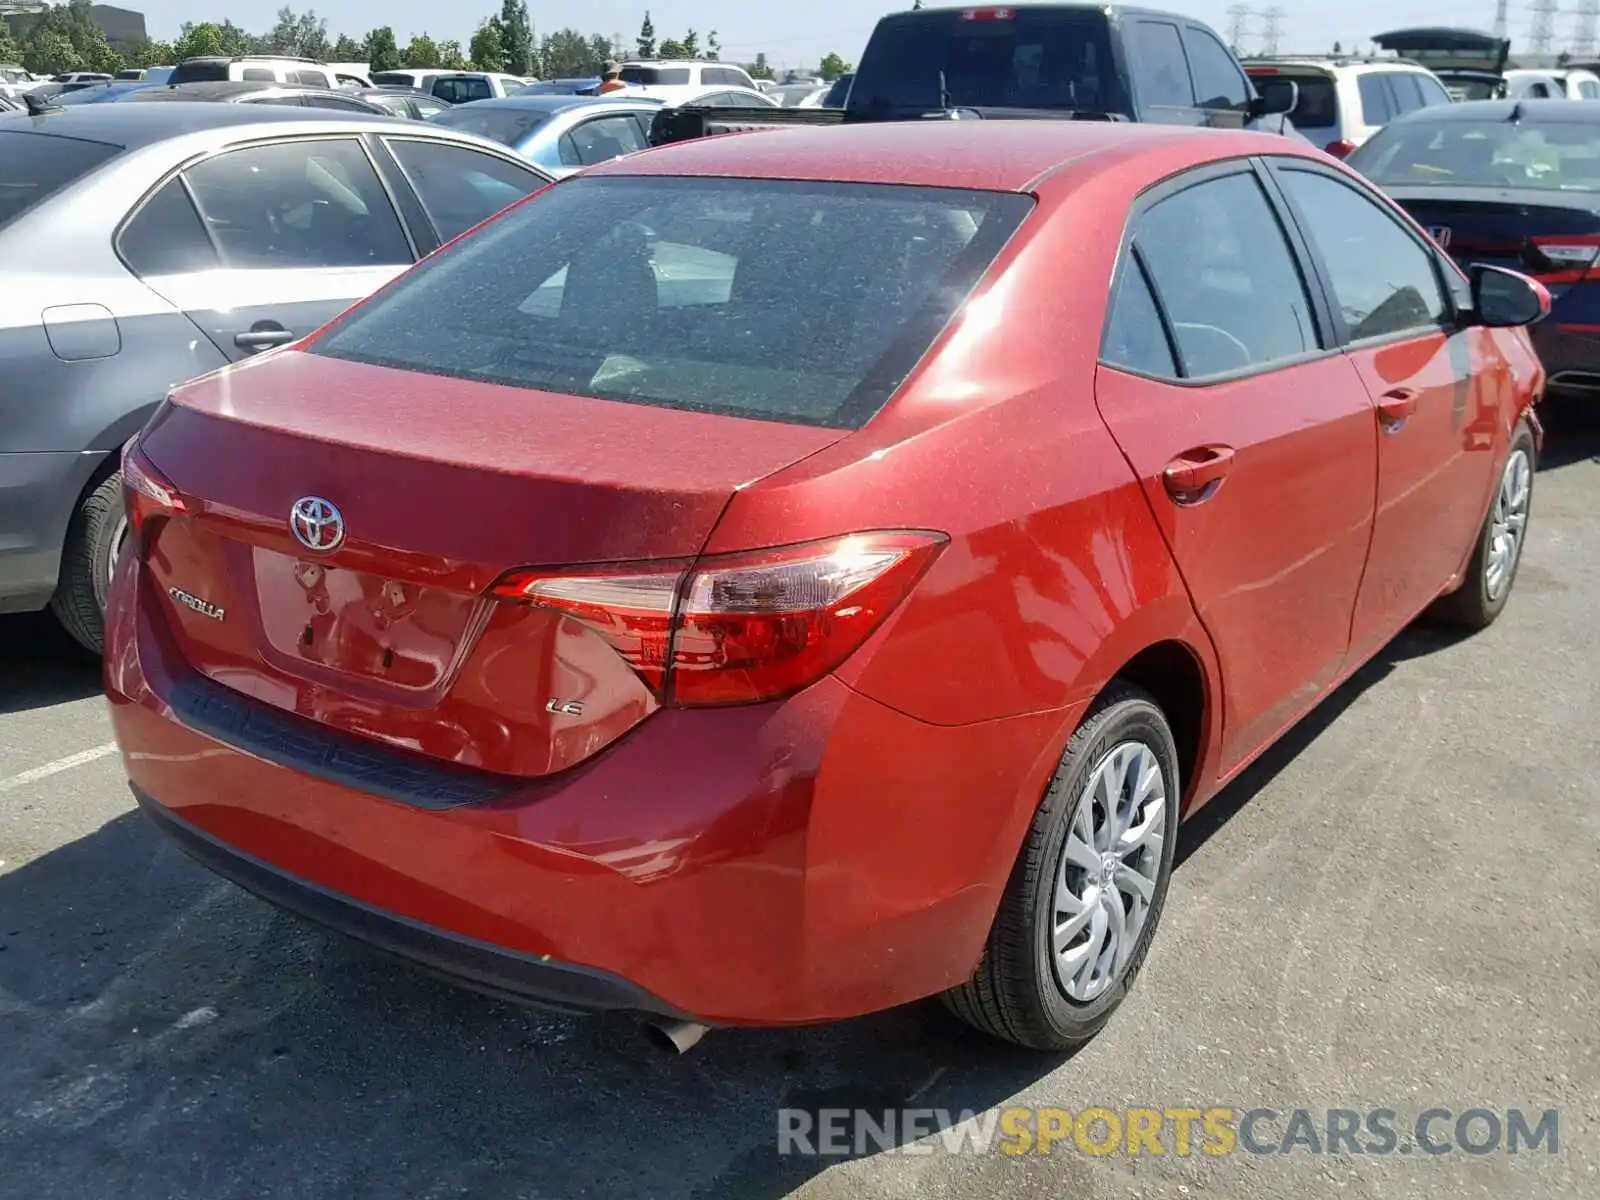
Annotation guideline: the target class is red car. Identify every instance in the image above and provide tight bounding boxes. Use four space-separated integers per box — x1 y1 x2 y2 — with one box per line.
106 120 1548 1053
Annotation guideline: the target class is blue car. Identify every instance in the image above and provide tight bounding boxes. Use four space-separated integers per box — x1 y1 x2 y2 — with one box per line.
427 94 664 176
515 77 602 96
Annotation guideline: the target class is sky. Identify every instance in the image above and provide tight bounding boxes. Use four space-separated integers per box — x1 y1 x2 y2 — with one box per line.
132 1 1529 71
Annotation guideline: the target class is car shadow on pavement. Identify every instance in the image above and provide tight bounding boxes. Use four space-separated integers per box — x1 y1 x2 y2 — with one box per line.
0 613 101 715
0 807 1064 1199
1536 397 1600 472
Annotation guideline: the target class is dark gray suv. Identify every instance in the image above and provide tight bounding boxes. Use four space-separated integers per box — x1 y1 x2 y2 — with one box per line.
0 103 552 651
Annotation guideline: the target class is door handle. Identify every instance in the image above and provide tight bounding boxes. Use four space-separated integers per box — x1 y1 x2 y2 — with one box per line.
1162 445 1236 505
1377 387 1419 431
234 322 295 352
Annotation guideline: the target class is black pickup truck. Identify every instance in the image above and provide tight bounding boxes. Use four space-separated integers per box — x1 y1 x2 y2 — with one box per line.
650 3 1299 147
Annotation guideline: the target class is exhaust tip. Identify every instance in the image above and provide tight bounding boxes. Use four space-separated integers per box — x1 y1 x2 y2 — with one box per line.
643 1018 710 1054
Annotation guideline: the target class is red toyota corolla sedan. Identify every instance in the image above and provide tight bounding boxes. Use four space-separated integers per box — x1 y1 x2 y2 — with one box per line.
106 120 1548 1053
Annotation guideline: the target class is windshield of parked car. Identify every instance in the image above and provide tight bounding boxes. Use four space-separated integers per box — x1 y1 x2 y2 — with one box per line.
849 10 1125 116
1350 117 1600 191
428 105 550 146
0 131 122 230
313 176 1033 429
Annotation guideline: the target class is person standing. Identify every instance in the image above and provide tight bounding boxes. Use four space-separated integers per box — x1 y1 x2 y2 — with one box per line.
598 62 628 94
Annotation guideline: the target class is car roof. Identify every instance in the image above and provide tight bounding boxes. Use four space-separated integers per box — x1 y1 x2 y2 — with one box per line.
590 120 1314 193
126 80 301 101
1393 97 1600 123
460 94 662 114
0 100 392 148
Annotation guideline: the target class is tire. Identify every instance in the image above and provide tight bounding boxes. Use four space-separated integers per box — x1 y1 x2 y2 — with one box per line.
943 683 1181 1051
50 470 127 656
1429 419 1536 632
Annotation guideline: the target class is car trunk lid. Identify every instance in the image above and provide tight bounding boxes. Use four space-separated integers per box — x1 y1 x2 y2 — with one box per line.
1384 185 1600 286
134 350 846 778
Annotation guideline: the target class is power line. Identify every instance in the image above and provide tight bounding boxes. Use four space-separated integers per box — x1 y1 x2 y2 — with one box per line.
1527 0 1560 54
1225 4 1253 51
1493 0 1511 39
1259 6 1286 56
1572 0 1599 54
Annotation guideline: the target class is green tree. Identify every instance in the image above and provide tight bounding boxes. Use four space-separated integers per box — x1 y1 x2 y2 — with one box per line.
636 10 656 58
498 0 533 75
818 51 850 80
120 36 174 68
266 7 330 59
747 52 773 80
658 37 687 59
23 30 84 74
469 19 505 71
706 30 720 60
588 34 613 70
213 19 254 55
0 18 19 66
539 28 602 77
682 29 699 57
363 25 401 72
172 22 226 59
330 32 363 59
437 39 469 69
403 33 440 67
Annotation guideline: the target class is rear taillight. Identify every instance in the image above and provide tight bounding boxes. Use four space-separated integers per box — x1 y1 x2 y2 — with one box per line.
1323 139 1358 159
492 531 946 706
122 438 186 552
1532 234 1600 280
959 7 1016 20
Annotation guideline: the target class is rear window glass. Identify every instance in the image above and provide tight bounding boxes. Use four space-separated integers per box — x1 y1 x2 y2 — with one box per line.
169 60 229 83
1349 118 1600 192
428 105 549 146
621 66 692 85
0 131 121 230
1247 71 1337 127
371 72 417 86
313 176 1033 429
850 10 1126 117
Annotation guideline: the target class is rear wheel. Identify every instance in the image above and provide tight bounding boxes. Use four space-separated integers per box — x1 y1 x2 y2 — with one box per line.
943 684 1180 1051
50 471 127 655
1431 420 1535 631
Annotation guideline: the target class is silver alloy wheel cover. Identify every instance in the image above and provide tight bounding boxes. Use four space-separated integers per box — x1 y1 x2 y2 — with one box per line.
1485 447 1531 602
1052 740 1167 1003
105 513 128 600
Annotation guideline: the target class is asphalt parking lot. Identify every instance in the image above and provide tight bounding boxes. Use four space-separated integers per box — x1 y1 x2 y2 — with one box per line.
2 407 1597 1200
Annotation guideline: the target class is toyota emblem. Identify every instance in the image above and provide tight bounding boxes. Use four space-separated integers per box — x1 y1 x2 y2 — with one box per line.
290 496 345 553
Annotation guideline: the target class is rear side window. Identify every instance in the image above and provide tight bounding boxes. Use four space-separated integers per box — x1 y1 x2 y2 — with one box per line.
1415 74 1453 106
429 105 549 146
0 131 121 230
242 67 276 82
293 69 331 87
1252 71 1337 127
558 114 649 166
434 76 493 103
620 66 692 85
705 68 751 87
313 177 1033 429
1129 21 1194 108
181 138 412 269
385 138 546 241
1582 78 1600 99
1357 74 1394 125
169 60 229 83
850 10 1126 116
1182 26 1248 109
1134 172 1318 377
117 176 220 275
1385 72 1428 116
1101 256 1177 378
371 72 417 86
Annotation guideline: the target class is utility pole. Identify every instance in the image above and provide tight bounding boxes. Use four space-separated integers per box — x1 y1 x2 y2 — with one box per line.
1492 0 1510 39
1259 7 1285 57
1225 4 1253 53
1573 0 1599 55
1528 0 1559 55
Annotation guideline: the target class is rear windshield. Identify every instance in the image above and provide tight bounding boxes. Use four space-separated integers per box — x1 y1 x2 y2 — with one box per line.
168 60 230 84
0 131 121 230
427 105 549 146
850 10 1126 117
371 71 419 86
621 66 692 86
1349 118 1600 191
313 176 1032 429
1247 71 1337 127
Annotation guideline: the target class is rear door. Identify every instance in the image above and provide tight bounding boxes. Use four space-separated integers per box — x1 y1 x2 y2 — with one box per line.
1094 162 1379 774
1268 160 1503 657
376 135 550 249
1125 17 1204 126
1180 24 1252 129
130 136 417 361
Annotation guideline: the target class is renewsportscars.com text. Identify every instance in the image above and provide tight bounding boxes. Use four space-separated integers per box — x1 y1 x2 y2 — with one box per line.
777 1106 1560 1158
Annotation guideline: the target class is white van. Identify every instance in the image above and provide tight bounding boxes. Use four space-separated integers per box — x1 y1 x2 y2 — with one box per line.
616 59 758 104
167 56 340 89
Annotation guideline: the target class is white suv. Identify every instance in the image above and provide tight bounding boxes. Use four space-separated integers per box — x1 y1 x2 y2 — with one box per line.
168 56 341 88
617 60 759 104
1244 57 1454 159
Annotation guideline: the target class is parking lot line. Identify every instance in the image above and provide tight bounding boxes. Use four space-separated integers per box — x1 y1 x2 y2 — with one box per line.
0 742 119 795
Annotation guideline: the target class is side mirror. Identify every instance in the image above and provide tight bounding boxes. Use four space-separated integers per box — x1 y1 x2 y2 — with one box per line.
1468 264 1551 327
1249 78 1297 118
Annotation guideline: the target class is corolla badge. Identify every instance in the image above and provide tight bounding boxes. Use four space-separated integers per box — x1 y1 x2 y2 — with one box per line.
168 587 225 621
290 496 345 553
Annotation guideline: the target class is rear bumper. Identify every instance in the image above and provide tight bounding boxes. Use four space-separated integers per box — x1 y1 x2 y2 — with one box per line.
136 788 696 1019
1532 314 1600 394
108 554 1075 1026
